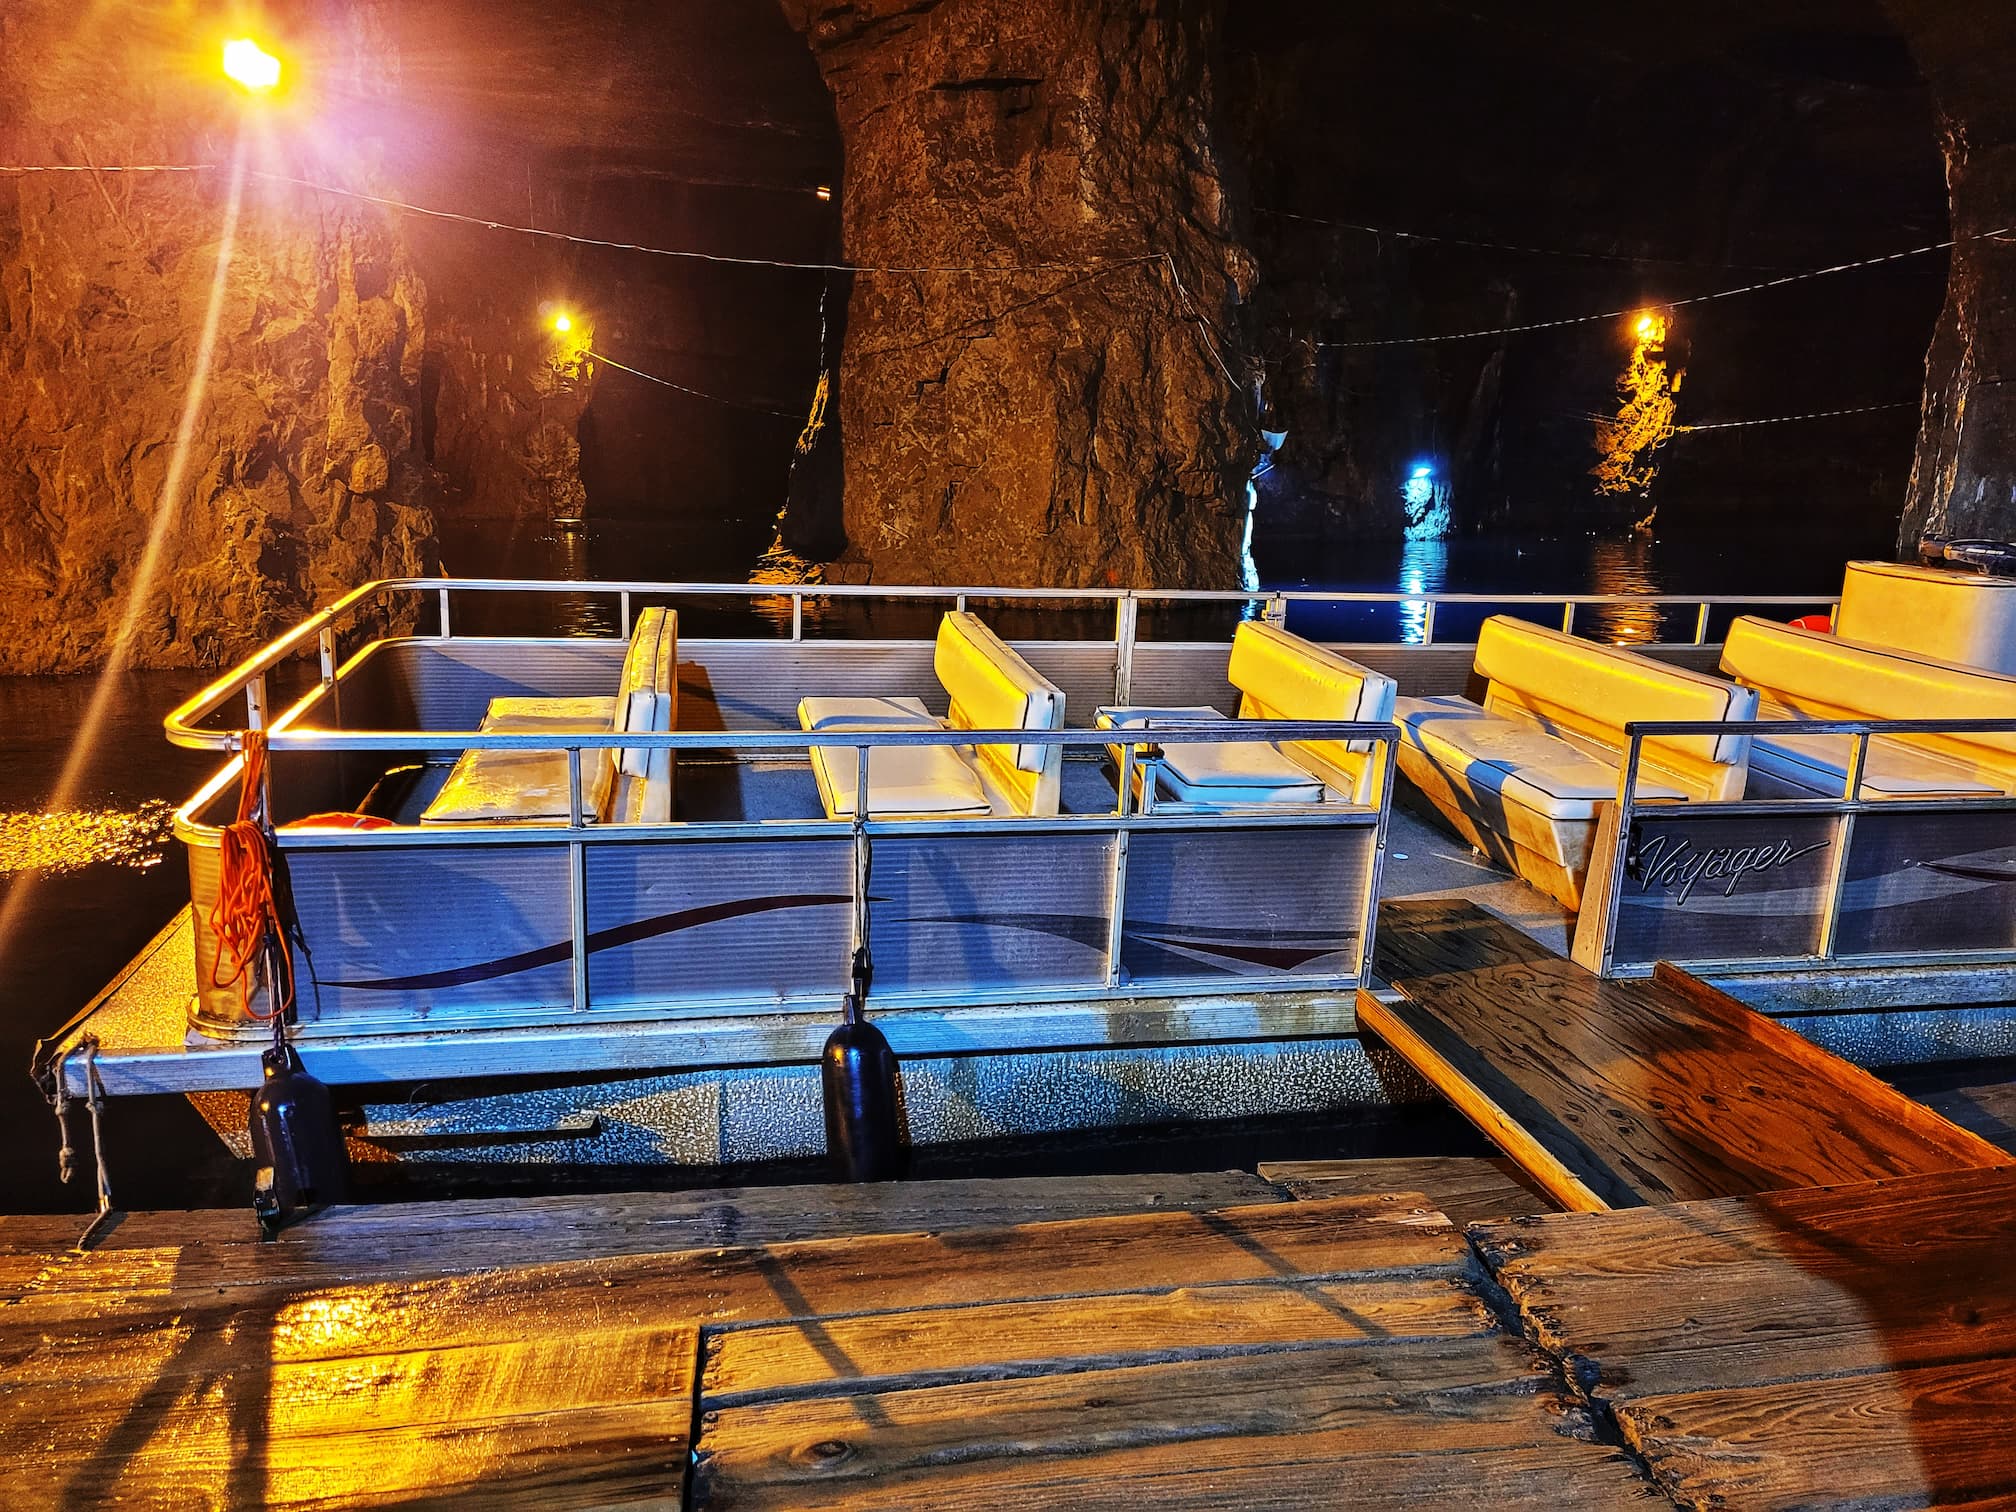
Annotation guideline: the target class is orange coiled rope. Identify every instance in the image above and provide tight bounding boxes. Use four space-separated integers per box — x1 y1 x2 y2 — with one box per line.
208 730 294 1021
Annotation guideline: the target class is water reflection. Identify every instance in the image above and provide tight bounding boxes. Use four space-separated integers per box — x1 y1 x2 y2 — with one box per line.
1582 537 1665 644
0 799 175 877
549 527 618 638
1397 537 1449 645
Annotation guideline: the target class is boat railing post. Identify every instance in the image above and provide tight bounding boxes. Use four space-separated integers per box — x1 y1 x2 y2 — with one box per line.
1560 602 1577 635
1105 736 1135 988
1694 602 1712 645
619 590 632 639
1598 729 1645 977
1113 594 1138 705
245 674 267 732
791 591 804 643
317 627 337 688
1421 600 1438 644
566 747 589 1013
1358 729 1400 986
437 586 452 640
1815 729 1870 961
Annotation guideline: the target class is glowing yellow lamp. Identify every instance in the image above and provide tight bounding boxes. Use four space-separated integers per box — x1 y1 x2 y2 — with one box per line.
1634 313 1659 339
222 38 283 92
552 313 573 334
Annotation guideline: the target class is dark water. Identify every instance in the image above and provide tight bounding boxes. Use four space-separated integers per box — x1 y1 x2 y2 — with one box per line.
0 518 1890 1214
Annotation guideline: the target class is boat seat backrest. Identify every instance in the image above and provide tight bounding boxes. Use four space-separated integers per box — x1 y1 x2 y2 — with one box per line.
1720 615 2016 785
934 611 1065 816
1475 615 1756 801
1227 621 1397 803
610 607 678 822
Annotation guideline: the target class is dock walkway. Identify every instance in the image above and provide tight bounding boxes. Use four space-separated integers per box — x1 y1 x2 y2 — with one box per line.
4 1157 2014 1508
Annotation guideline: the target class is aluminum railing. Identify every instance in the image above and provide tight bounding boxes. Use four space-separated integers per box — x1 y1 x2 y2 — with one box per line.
164 576 1841 750
1594 715 2016 977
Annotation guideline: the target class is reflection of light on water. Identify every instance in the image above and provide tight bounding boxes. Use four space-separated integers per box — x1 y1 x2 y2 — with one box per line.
1584 538 1664 644
551 527 617 637
1397 537 1450 645
0 800 176 877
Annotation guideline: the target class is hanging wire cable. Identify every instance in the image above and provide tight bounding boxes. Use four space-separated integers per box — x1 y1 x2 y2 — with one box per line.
1256 206 1796 271
1675 400 1918 433
584 349 803 418
1318 224 2001 348
0 162 216 173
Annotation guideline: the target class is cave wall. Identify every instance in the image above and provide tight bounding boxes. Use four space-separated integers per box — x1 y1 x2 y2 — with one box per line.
0 1 437 675
779 0 1258 589
1885 0 2016 549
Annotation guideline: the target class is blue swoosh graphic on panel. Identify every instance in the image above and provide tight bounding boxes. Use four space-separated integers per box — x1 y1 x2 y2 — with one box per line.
326 893 854 992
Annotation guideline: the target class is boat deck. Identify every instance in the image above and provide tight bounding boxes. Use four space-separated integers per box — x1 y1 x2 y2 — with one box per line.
4 1160 2014 1507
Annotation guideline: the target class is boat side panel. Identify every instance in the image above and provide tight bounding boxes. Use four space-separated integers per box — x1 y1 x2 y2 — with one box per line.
866 832 1115 997
1836 809 2016 957
1122 824 1377 986
585 838 854 1008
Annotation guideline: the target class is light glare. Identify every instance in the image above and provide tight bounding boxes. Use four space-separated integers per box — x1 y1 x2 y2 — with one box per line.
552 313 573 333
222 38 282 92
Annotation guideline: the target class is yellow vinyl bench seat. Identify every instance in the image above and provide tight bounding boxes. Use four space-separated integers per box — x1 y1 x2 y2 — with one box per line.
1393 615 1755 909
421 608 678 825
799 612 1066 819
1721 615 2016 798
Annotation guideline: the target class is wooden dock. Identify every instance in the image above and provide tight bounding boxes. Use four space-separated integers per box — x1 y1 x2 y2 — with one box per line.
3 1154 2014 1508
1363 898 2011 1209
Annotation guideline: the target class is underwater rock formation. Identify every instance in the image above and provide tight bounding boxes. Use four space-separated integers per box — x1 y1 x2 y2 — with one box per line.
0 2 436 674
1887 0 2016 550
779 0 1258 588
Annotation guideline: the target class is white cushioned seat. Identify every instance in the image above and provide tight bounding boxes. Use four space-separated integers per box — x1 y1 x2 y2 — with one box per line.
1096 706 1326 805
1747 694 1997 797
1393 617 1756 910
799 695 992 819
797 616 1066 820
421 696 617 824
1229 621 1397 803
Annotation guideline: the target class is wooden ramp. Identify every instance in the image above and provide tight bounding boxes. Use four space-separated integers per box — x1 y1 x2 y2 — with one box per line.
1471 1165 2016 1509
0 1175 1655 1510
1362 898 2010 1210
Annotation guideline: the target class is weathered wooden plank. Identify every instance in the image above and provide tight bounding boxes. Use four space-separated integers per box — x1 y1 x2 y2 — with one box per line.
0 1170 1288 1263
1360 901 2005 1207
5 1322 697 1509
1261 1154 1556 1227
0 1195 1463 1380
703 1274 1496 1407
691 1334 1657 1510
1375 894 1561 980
1616 1357 2016 1511
1472 1167 2016 1402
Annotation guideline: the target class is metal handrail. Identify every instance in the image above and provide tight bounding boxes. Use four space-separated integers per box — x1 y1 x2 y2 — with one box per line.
164 576 1844 750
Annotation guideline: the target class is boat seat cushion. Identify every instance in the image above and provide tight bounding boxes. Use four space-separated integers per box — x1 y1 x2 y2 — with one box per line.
1475 614 1755 774
1721 615 2016 791
1749 695 2000 797
797 696 991 819
1395 696 1688 821
614 608 677 780
1835 559 2016 675
1097 705 1326 804
420 696 617 824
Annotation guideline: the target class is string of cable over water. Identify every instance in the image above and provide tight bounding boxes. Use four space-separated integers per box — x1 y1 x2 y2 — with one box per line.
1675 400 1918 433
584 350 804 419
1318 222 2016 348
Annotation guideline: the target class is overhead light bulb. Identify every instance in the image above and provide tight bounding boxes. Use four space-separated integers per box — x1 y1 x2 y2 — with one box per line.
222 38 283 93
552 313 573 334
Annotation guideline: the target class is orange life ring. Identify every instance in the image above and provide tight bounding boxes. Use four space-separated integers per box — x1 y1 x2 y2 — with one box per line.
283 812 396 831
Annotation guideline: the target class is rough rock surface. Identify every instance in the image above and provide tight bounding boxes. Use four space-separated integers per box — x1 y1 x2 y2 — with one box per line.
1886 0 2016 550
779 0 1258 589
0 2 437 674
